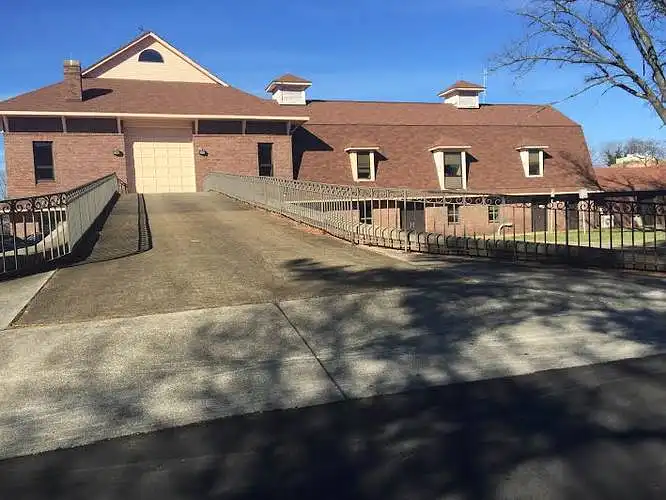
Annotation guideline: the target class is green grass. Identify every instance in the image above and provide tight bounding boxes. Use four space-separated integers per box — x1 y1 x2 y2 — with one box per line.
501 228 666 248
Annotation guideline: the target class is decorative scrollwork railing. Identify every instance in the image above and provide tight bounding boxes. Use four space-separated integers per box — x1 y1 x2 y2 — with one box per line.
0 173 120 276
204 172 666 273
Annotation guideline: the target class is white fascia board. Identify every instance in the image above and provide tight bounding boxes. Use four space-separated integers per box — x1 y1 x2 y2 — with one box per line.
428 145 472 152
0 110 309 121
438 87 485 97
344 146 380 152
266 81 312 92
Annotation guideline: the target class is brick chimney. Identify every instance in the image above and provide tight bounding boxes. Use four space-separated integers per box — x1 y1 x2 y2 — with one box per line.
63 59 82 102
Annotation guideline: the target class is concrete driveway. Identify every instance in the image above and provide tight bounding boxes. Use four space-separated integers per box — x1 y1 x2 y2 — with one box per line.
2 250 666 460
13 193 403 326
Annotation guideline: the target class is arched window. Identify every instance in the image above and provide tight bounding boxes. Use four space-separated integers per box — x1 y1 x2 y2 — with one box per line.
138 49 164 63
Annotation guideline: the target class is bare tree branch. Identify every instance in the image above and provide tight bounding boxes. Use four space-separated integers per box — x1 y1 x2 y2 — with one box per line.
492 0 666 125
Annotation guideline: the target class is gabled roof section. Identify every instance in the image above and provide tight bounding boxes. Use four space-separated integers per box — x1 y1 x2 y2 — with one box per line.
81 32 228 86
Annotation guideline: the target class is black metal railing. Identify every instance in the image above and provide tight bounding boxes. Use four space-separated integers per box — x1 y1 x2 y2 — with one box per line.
204 173 666 273
0 174 120 276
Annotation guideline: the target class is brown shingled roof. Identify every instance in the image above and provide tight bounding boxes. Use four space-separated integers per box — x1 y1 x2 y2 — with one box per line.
271 73 311 84
439 80 485 95
305 100 578 127
429 134 470 149
0 78 309 118
594 165 666 191
295 121 596 194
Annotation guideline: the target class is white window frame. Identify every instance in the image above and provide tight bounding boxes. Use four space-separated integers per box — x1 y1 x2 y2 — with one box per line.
488 204 500 223
517 146 548 178
429 146 471 190
345 147 379 182
447 203 460 225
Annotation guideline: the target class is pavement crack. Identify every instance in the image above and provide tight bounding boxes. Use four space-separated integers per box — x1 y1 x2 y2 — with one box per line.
273 302 349 400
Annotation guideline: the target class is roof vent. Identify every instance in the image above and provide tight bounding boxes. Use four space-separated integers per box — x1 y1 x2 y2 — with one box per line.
266 73 312 105
438 80 485 109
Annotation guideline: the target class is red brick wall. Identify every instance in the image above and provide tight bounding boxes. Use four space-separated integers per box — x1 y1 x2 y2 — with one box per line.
193 134 293 190
4 133 127 198
427 204 534 236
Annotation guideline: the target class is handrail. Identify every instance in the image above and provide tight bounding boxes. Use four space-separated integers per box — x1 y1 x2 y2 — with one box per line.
204 172 666 273
0 173 121 277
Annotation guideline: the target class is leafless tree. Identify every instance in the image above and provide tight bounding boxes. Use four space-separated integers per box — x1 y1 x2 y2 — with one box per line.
493 0 666 125
597 141 627 165
598 137 665 165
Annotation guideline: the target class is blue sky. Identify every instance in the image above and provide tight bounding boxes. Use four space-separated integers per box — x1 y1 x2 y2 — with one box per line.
0 0 664 170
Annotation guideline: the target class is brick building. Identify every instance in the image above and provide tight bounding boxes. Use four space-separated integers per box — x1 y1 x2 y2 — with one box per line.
0 32 598 235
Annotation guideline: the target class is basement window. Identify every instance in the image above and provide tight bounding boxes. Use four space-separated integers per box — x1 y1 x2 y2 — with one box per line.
359 201 373 224
447 204 460 224
33 141 55 182
488 205 500 223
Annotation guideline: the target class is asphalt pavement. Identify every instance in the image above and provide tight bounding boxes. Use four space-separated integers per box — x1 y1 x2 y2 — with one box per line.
2 354 666 499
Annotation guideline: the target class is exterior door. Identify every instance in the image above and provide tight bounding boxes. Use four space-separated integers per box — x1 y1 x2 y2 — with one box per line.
531 204 548 232
401 202 425 232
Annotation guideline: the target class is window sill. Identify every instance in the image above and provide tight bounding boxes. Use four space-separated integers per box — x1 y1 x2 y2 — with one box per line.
356 179 374 182
35 179 56 184
526 173 544 178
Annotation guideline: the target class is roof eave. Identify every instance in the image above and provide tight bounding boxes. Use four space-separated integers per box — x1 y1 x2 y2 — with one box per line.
265 81 313 93
0 110 310 121
437 87 485 97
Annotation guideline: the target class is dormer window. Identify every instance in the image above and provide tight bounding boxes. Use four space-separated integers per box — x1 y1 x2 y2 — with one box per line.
517 145 548 178
138 49 164 63
429 144 471 190
357 152 372 179
345 147 379 182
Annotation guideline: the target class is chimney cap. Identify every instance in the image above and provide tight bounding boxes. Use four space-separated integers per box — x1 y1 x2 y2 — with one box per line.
64 59 81 67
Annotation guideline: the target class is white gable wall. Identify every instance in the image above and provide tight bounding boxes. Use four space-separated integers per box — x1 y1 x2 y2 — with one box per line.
85 38 218 84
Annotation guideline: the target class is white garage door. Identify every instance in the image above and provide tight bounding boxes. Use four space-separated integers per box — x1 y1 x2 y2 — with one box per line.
129 130 196 193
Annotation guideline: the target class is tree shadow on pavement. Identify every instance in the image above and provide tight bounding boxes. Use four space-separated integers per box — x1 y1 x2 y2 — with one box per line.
2 258 666 499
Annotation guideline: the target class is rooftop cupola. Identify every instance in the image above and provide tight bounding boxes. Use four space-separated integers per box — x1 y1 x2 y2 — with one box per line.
266 73 312 105
437 80 485 109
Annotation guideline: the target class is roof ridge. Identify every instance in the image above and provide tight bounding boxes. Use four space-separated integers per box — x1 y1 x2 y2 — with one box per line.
306 122 580 128
307 99 555 108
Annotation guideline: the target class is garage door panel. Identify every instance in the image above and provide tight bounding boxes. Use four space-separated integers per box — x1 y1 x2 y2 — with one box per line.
132 136 196 193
